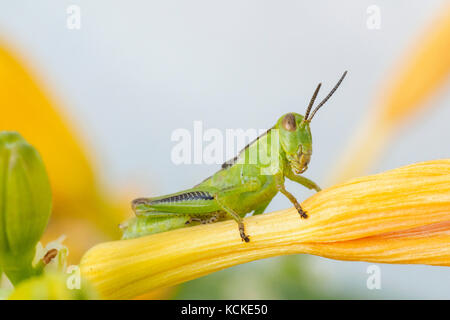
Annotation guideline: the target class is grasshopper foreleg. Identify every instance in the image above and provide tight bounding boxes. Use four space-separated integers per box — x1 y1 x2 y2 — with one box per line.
285 170 321 192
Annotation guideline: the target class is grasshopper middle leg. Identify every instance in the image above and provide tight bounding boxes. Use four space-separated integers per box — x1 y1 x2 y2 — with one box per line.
276 176 308 218
214 198 249 242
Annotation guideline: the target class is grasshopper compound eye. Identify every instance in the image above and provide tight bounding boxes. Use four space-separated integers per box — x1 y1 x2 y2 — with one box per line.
282 113 297 131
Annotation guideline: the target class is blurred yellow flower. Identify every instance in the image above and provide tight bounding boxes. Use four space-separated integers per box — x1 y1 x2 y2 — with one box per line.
0 42 130 263
0 41 172 299
80 159 450 299
0 44 98 216
330 3 450 184
8 272 98 300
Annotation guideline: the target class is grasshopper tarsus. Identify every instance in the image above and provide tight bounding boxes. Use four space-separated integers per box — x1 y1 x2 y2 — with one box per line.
238 223 251 243
290 201 306 217
240 230 251 242
295 204 308 219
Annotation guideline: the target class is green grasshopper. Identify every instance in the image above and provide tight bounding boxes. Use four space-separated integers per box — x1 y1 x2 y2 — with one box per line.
121 71 347 242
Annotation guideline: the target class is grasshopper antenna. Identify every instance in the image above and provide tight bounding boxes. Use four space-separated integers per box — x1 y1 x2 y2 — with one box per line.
307 71 347 121
303 83 322 122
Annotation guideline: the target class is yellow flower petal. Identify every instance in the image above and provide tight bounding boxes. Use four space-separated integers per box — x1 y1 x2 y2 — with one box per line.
133 287 175 300
330 4 450 184
80 159 450 299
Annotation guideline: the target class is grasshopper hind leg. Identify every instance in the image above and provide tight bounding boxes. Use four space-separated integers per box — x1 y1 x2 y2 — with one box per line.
131 181 260 243
131 198 148 212
131 189 220 216
120 214 191 240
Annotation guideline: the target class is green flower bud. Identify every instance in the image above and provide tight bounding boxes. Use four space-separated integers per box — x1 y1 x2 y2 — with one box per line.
0 131 52 284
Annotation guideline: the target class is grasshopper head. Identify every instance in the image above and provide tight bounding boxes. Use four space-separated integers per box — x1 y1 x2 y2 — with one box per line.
278 113 312 174
278 71 347 174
